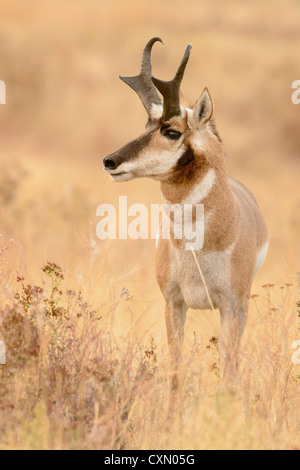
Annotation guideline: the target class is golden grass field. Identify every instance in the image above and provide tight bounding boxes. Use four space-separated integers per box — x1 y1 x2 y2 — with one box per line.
0 0 299 450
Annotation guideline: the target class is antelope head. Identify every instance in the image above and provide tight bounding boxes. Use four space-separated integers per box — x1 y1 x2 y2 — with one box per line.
103 37 222 183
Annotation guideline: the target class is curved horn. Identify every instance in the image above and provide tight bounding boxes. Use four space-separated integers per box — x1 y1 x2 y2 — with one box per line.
152 43 192 121
120 37 163 117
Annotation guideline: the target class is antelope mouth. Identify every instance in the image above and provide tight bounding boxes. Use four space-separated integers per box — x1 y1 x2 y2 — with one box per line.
110 171 126 176
104 168 126 176
105 169 133 182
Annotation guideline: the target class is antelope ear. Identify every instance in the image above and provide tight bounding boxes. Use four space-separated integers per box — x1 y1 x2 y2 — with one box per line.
192 87 213 128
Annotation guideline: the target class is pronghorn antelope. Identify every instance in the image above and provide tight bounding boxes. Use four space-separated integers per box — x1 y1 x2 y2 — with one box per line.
103 38 268 383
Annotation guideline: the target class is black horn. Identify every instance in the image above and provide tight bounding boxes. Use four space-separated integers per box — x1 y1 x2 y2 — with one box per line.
152 43 192 121
120 37 163 117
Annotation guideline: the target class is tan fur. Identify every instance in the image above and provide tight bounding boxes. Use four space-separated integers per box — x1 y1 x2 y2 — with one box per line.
104 89 268 386
154 109 268 385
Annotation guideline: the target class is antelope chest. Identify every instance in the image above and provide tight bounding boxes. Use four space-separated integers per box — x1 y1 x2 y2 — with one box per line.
166 243 235 310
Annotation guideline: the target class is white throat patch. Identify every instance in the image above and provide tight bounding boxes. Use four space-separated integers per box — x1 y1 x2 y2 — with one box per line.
183 168 216 205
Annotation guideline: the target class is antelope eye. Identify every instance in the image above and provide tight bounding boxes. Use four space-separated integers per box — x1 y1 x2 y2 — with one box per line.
162 129 182 141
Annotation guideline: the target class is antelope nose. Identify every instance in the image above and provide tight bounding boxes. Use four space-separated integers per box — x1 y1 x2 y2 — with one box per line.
103 156 118 170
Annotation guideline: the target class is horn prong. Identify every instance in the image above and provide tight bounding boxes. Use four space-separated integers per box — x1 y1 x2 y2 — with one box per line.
119 37 163 116
173 44 192 82
152 43 192 121
141 37 164 76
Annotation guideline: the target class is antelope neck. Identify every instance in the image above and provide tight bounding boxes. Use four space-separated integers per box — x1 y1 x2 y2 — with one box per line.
160 157 232 208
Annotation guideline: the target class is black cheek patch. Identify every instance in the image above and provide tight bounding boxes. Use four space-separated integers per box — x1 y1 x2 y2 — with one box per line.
175 147 194 169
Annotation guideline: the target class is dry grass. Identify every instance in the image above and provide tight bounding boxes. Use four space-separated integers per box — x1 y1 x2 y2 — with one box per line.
0 0 299 450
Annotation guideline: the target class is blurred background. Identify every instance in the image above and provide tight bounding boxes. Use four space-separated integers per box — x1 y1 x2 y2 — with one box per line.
0 0 299 342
